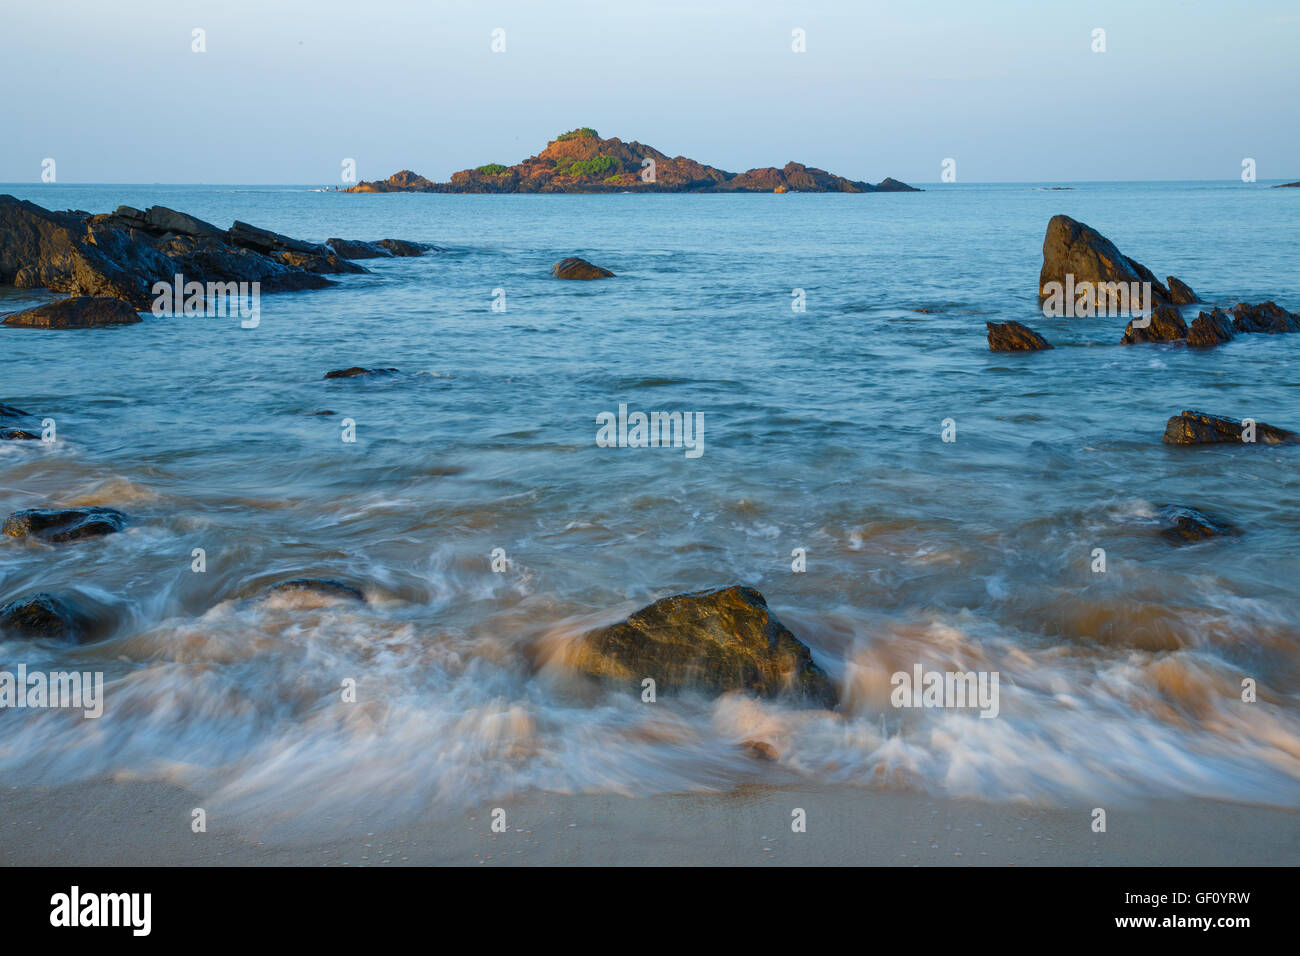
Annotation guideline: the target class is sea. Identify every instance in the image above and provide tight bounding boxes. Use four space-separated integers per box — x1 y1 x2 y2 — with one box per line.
2 180 1298 822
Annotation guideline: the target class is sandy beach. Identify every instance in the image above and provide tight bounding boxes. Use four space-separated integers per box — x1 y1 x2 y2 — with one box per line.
3 781 1295 866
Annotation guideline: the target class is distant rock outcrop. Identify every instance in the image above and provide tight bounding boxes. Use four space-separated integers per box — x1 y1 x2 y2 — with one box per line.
344 129 920 195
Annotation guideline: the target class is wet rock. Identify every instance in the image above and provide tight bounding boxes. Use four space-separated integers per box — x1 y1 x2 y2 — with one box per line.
1230 301 1300 334
1121 303 1187 344
1186 308 1235 348
567 585 837 708
0 403 30 418
265 578 366 603
323 367 400 379
3 507 128 542
986 320 1052 351
552 256 615 280
0 593 91 641
274 250 367 275
1158 505 1238 544
93 204 227 241
0 195 342 307
1162 409 1298 445
1 428 39 440
327 238 390 259
375 239 432 257
227 220 328 256
2 295 141 329
1039 215 1170 307
743 740 780 761
1165 276 1198 304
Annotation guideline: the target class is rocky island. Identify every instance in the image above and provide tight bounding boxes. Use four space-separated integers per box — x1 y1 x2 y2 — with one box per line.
344 128 919 194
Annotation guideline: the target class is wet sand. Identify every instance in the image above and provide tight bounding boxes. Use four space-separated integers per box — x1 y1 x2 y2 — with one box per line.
3 780 1295 866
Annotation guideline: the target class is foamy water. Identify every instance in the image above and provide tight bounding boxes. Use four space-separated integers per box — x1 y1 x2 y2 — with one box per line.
2 182 1299 823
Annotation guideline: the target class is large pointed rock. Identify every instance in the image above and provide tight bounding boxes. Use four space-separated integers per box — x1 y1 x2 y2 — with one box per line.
1039 215 1170 308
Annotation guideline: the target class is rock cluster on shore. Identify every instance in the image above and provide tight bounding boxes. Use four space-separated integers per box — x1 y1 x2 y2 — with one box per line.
344 128 921 195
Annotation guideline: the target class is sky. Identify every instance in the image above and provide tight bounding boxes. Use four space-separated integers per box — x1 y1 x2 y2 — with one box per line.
3 0 1298 184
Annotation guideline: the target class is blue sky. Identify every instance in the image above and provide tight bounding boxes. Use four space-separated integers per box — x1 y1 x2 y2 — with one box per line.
3 0 1297 184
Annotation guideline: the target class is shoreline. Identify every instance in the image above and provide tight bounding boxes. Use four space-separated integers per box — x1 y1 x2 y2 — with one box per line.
3 779 1295 866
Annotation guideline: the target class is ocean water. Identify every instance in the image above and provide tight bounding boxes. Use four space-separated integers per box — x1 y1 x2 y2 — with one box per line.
2 181 1299 823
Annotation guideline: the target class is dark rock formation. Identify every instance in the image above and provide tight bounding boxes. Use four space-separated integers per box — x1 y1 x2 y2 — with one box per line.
0 593 92 641
1162 410 1298 445
265 578 366 602
2 295 141 329
552 257 614 280
1273 181 1300 188
0 428 39 440
986 320 1052 351
566 585 837 708
1230 301 1300 334
0 196 428 310
0 403 29 418
1158 505 1237 544
3 507 128 543
1186 308 1235 348
323 366 400 379
274 250 367 275
1039 215 1171 308
344 129 918 194
1166 276 1199 304
1121 304 1187 344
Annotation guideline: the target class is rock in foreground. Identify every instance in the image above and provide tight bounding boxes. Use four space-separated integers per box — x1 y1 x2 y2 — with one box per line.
1162 410 1298 445
987 320 1052 351
2 295 141 329
1158 506 1238 544
566 585 837 708
552 257 615 280
0 593 92 641
3 507 128 543
265 578 366 603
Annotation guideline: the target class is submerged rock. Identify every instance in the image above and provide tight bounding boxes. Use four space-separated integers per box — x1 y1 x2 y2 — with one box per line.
2 295 141 329
1186 308 1236 348
566 585 837 708
3 507 128 542
1158 505 1238 544
0 592 92 641
1162 410 1298 445
0 403 30 418
1 428 39 440
552 257 615 280
1121 304 1187 344
323 366 400 379
1230 301 1300 334
986 320 1052 351
265 578 366 603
